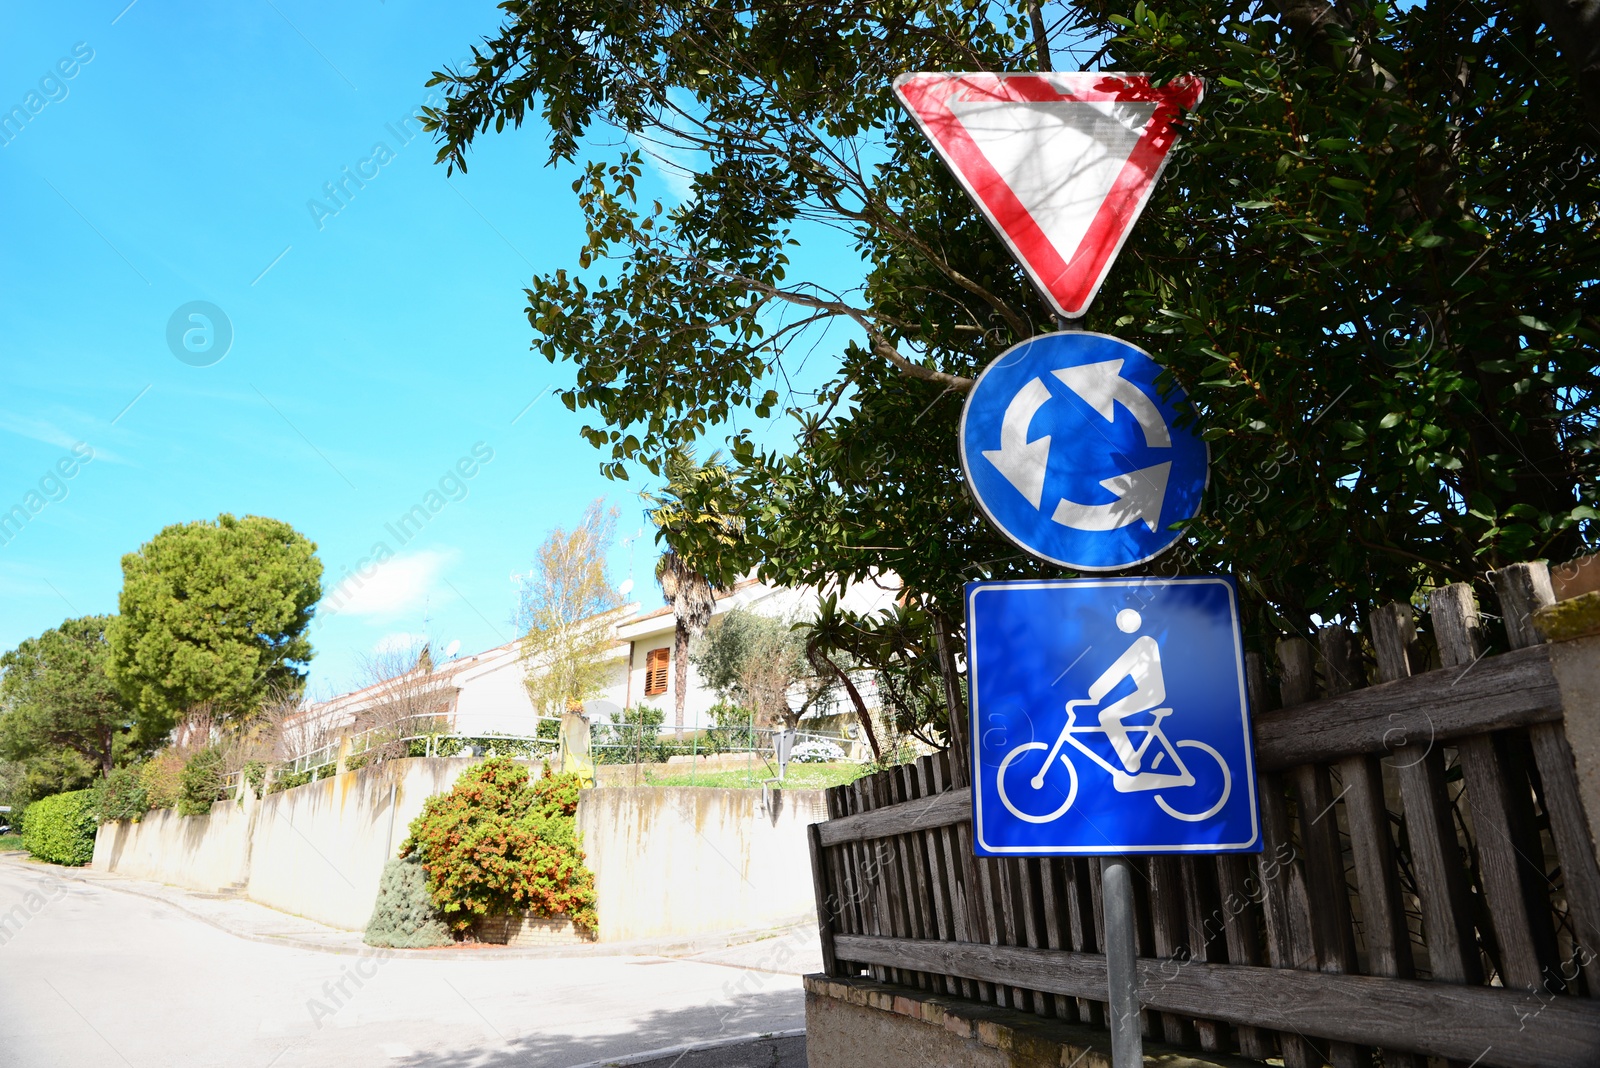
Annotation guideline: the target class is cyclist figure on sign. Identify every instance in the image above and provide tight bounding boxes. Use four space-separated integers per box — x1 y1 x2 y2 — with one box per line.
1088 608 1166 776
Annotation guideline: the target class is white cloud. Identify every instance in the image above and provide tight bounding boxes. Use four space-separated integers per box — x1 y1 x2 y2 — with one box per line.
320 549 453 620
637 136 698 202
0 409 128 465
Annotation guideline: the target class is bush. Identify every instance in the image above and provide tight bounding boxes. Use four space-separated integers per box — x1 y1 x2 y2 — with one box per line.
593 705 668 763
790 740 846 764
140 751 186 810
178 747 225 816
95 766 148 822
21 789 98 865
268 767 314 794
402 757 597 935
363 854 453 948
242 760 268 797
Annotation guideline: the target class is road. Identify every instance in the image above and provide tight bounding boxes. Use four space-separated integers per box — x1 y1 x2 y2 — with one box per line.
0 858 808 1068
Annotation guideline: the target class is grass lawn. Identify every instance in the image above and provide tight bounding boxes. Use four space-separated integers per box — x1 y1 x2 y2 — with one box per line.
641 761 870 790
0 834 25 852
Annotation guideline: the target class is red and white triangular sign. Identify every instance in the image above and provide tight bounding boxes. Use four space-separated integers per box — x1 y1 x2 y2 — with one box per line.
894 72 1203 319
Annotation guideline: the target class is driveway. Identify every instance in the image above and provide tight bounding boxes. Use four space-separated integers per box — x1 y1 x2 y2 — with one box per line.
0 857 808 1068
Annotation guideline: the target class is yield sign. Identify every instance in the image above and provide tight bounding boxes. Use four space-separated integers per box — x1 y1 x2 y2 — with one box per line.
894 72 1203 319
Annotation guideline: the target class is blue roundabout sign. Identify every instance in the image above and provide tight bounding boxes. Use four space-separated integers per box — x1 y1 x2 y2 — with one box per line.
959 331 1208 571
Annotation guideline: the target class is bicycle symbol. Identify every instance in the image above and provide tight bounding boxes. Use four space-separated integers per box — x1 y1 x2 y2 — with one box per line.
995 608 1232 825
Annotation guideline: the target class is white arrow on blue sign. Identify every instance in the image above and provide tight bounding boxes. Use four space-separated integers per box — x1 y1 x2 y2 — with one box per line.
959 331 1207 571
965 576 1261 855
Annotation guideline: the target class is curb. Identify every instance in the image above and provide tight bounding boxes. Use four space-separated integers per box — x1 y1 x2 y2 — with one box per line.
15 857 815 962
563 1028 806 1068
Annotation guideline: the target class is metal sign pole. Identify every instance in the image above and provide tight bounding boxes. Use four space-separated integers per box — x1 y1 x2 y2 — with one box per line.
1101 855 1143 1067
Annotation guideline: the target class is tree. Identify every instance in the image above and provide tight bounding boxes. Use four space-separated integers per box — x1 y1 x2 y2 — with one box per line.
425 2 1598 735
519 500 626 717
798 594 955 761
643 448 744 734
691 607 832 730
0 616 138 777
350 642 454 761
109 514 322 743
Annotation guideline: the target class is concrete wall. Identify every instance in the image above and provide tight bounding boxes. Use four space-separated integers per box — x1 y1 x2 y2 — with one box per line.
91 801 252 894
94 762 824 941
244 758 480 929
576 785 825 942
93 757 482 930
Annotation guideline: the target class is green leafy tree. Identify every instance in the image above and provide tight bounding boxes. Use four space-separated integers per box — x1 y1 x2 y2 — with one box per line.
519 500 626 717
109 514 322 743
425 1 1598 730
0 615 138 777
692 607 832 730
0 751 95 815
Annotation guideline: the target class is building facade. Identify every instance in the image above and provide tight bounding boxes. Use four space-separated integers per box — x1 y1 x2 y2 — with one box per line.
284 575 901 752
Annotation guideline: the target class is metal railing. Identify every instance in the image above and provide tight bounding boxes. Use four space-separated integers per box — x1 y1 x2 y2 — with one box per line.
248 715 865 795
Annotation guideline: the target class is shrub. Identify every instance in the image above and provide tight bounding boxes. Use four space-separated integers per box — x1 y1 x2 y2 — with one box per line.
402 757 597 935
791 739 846 764
242 760 268 797
21 789 98 865
177 747 225 816
363 854 452 948
140 751 186 810
593 705 668 764
95 767 148 822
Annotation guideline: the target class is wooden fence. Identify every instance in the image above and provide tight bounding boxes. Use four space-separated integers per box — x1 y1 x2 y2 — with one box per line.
806 562 1600 1067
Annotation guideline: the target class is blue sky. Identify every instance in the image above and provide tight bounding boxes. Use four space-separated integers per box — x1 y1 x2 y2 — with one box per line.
0 1 853 697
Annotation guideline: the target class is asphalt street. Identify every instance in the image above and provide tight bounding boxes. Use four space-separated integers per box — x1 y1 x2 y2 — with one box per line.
0 857 808 1068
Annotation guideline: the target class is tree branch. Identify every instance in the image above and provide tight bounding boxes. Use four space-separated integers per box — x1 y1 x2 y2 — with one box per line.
1028 2 1053 72
721 274 975 392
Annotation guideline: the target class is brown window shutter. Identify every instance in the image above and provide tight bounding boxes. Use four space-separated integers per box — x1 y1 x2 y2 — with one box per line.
644 648 670 697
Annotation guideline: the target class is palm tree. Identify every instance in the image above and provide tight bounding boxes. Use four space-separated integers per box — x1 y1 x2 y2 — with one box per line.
654 551 717 736
643 448 744 736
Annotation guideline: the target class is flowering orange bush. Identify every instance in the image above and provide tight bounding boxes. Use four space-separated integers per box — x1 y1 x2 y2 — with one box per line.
400 757 597 934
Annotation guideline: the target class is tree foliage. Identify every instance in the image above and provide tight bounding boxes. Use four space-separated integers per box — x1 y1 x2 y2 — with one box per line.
519 500 625 716
692 607 832 728
109 514 322 743
0 615 138 778
426 1 1598 721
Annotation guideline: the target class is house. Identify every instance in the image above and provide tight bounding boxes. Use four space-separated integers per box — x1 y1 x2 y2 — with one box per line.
283 574 902 753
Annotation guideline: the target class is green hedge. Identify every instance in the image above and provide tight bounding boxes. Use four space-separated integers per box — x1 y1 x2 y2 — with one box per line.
21 789 99 866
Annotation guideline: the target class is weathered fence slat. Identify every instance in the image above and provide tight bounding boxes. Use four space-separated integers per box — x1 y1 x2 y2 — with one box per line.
1278 635 1365 1068
1529 720 1600 994
1253 644 1560 770
807 821 840 977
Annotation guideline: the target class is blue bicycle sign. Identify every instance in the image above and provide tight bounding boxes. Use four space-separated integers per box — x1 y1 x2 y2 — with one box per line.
967 577 1260 855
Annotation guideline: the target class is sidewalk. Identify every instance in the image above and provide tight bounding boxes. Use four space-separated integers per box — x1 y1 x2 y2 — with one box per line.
2 851 820 967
